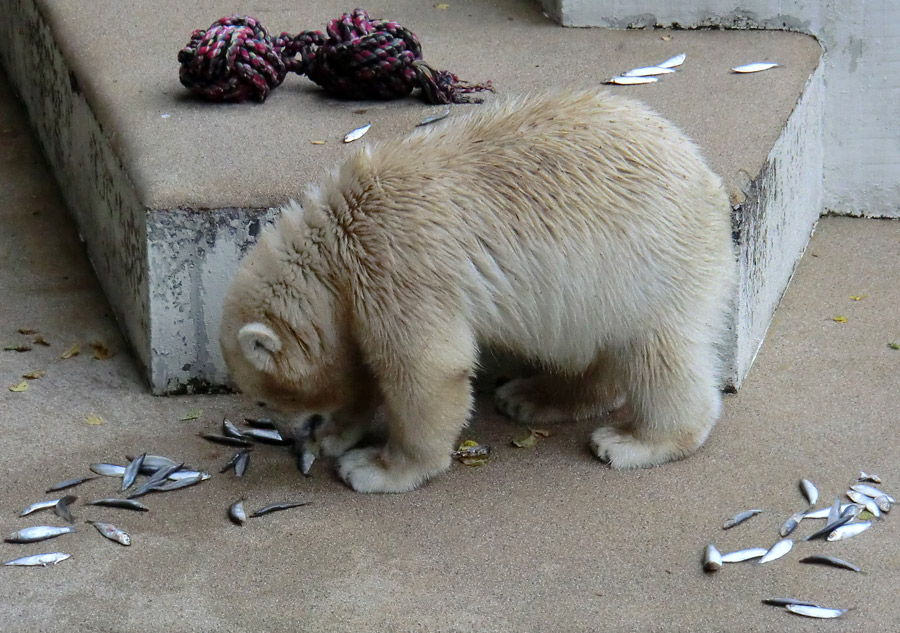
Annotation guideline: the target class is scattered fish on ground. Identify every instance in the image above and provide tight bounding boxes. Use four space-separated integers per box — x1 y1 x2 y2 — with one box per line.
416 108 451 127
851 483 895 504
127 461 186 498
784 604 847 619
54 495 77 523
151 473 205 492
5 525 76 544
622 66 675 77
803 512 854 541
90 463 126 477
133 455 182 473
804 504 853 519
847 490 882 518
874 495 891 513
234 451 250 478
343 123 371 143
46 476 96 493
121 453 146 491
603 76 658 86
4 552 71 567
759 539 792 564
242 427 290 445
703 543 723 572
827 497 843 524
244 417 276 429
19 499 60 517
199 433 253 448
762 598 821 608
723 509 763 529
250 500 310 518
721 547 768 563
229 499 247 525
800 479 819 506
88 521 131 546
780 512 804 537
799 555 861 573
858 471 882 484
222 418 245 438
657 53 686 68
167 469 210 482
732 62 779 73
87 499 149 512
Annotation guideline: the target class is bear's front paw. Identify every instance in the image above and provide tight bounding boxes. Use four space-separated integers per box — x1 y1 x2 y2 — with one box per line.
590 426 696 469
494 377 570 424
336 447 438 493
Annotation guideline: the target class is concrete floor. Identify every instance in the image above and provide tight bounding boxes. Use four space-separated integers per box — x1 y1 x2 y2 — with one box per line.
2 60 900 633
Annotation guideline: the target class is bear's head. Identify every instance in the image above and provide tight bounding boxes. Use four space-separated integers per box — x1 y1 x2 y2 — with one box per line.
219 203 377 430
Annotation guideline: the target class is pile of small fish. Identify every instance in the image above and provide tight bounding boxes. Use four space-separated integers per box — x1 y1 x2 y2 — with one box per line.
3 417 311 568
603 54 779 86
702 471 893 619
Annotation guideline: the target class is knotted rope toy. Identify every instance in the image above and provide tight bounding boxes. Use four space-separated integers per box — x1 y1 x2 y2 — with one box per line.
177 9 493 104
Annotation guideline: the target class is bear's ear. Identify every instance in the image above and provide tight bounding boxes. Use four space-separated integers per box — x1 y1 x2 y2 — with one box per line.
238 323 282 372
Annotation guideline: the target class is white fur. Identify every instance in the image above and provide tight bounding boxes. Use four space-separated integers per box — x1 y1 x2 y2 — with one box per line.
238 323 282 372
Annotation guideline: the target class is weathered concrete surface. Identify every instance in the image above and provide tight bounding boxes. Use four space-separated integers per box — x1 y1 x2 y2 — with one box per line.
3 72 900 631
542 0 900 218
0 0 822 392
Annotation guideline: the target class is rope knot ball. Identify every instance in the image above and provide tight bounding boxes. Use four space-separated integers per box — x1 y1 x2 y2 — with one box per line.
178 9 493 104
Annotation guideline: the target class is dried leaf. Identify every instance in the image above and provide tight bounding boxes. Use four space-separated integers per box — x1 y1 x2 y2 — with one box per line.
660 34 672 41
33 335 51 346
23 370 46 380
454 440 490 466
858 510 875 521
531 428 551 438
85 414 104 426
18 328 39 335
180 408 203 421
434 3 450 9
512 433 538 448
4 343 32 352
310 140 326 145
91 341 114 360
889 343 900 350
832 316 848 323
9 381 29 392
849 294 867 301
60 343 80 359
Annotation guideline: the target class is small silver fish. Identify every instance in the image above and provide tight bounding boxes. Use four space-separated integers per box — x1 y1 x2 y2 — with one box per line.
54 495 77 524
229 499 247 525
87 498 149 512
222 418 245 438
622 66 676 77
827 521 872 541
723 509 763 529
800 479 818 506
803 513 854 541
244 417 276 429
702 543 723 572
828 496 842 524
152 473 204 492
657 53 686 69
46 476 96 493
242 428 289 445
235 451 250 478
5 525 76 544
4 552 71 567
121 453 146 491
250 500 310 518
603 76 658 85
784 604 847 619
721 547 768 563
762 598 821 608
804 504 853 519
846 490 881 518
88 521 131 546
90 463 126 477
780 512 805 537
168 470 211 482
343 123 371 143
874 495 892 513
132 454 181 473
732 62 779 73
851 483 896 504
416 108 451 127
19 499 60 517
799 555 861 572
200 433 253 447
299 451 315 476
857 471 882 484
127 462 186 498
759 538 792 564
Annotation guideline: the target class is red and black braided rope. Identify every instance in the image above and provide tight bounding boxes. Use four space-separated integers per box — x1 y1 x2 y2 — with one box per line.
177 9 493 104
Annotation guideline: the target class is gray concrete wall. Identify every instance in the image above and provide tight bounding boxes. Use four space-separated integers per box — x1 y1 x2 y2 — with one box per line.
542 0 900 219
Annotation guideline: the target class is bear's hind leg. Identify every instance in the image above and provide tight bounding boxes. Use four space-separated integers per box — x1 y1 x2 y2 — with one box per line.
590 329 721 469
336 322 477 493
494 353 623 425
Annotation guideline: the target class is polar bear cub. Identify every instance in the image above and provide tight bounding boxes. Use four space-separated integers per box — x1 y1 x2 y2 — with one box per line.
219 89 737 493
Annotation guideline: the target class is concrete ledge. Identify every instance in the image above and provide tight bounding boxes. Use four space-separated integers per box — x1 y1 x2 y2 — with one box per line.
0 0 822 392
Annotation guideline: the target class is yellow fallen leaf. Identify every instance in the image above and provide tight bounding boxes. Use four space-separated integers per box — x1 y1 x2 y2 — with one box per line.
310 140 326 145
849 294 867 301
180 408 203 421
512 432 538 448
33 335 51 346
661 34 673 41
4 343 32 352
531 428 551 438
85 414 104 425
9 381 29 392
832 316 848 323
18 328 39 335
889 343 900 350
60 343 80 359
91 341 114 360
23 370 46 380
434 3 450 9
